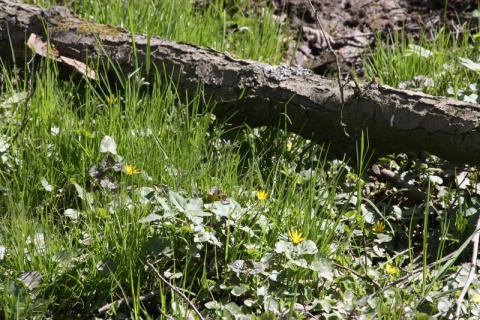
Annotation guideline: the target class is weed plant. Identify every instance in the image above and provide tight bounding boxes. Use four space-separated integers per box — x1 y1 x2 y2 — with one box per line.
1 0 480 319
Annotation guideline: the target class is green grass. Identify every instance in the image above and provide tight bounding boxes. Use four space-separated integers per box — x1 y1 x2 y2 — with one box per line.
364 25 480 102
33 0 287 64
2 0 480 319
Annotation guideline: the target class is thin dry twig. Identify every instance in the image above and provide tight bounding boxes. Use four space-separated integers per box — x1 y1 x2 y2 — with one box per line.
454 216 480 319
306 0 349 136
146 260 206 320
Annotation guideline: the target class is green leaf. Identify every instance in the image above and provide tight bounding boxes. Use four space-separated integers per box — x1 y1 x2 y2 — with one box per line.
286 258 309 269
297 240 318 255
391 205 402 219
343 289 354 305
375 233 392 244
229 260 246 273
428 175 443 185
138 213 163 223
244 299 255 307
185 198 203 211
99 135 117 154
210 199 244 220
40 178 53 192
146 236 172 257
224 302 244 317
264 297 280 314
310 255 333 281
18 270 42 290
413 313 435 320
193 228 210 242
204 301 220 310
74 128 94 139
164 271 182 279
169 191 187 212
186 243 202 258
437 297 452 313
187 208 211 217
1 91 27 108
404 44 433 58
244 244 262 257
185 211 204 224
229 260 268 275
179 225 193 233
319 299 332 313
367 297 380 309
96 207 109 218
96 257 116 275
74 183 93 205
139 187 155 203
464 206 478 217
274 240 293 254
53 250 74 267
231 285 247 296
64 208 80 220
459 57 480 72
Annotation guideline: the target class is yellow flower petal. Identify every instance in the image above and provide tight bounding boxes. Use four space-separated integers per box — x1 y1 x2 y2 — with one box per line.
257 190 268 201
286 141 293 151
124 163 140 175
372 221 386 234
106 94 118 105
385 263 399 275
473 292 480 304
289 230 307 244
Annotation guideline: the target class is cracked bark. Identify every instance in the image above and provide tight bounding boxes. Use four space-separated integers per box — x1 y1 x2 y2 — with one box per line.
1 0 480 164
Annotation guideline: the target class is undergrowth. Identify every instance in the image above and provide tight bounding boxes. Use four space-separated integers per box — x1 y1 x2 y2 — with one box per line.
1 0 480 319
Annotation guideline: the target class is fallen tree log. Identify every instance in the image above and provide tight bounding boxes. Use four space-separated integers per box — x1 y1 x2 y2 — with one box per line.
1 0 480 165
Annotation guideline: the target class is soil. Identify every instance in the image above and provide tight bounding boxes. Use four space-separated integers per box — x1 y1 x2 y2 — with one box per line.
273 0 480 78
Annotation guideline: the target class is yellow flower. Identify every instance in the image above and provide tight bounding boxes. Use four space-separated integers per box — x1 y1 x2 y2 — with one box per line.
286 141 293 151
257 190 268 201
385 263 399 275
289 230 307 244
106 94 118 105
124 163 140 175
473 292 480 304
372 221 386 234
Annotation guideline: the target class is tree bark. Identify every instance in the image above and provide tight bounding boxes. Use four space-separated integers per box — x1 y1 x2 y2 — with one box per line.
1 0 480 164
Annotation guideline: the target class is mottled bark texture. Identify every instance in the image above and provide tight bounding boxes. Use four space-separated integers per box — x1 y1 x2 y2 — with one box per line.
1 0 480 164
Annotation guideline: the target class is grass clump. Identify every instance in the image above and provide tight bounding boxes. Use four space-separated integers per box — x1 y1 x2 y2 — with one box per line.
364 25 480 102
31 0 287 64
